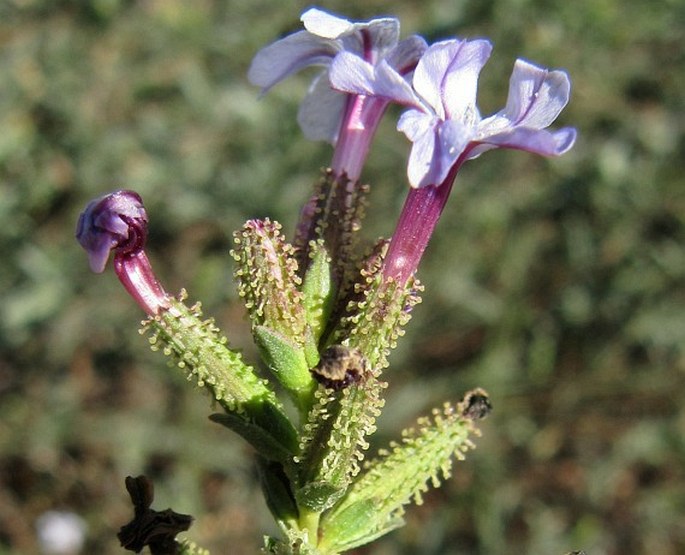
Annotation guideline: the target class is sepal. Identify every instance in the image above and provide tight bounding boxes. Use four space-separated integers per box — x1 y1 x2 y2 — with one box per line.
294 360 386 512
332 245 423 369
301 240 334 348
294 169 369 300
318 390 488 552
232 219 317 405
141 292 298 461
233 219 305 335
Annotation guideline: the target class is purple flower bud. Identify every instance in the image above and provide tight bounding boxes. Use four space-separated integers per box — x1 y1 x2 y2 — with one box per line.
76 190 148 273
76 190 170 315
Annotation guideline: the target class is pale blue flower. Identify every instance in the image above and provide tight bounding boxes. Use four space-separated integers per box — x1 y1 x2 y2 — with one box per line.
248 7 426 143
329 37 577 283
330 38 577 187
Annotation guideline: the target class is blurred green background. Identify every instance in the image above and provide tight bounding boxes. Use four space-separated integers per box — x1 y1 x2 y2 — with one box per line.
0 0 683 553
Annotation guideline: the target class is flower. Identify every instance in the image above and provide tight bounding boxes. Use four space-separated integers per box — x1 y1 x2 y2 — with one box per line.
76 190 170 315
329 38 577 187
76 190 148 274
248 7 426 146
330 38 576 284
251 8 427 266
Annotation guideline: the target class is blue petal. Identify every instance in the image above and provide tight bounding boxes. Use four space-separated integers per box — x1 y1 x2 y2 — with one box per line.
440 39 492 122
85 233 118 273
398 108 434 142
329 53 421 107
76 204 116 272
423 119 472 187
399 113 473 187
385 35 428 74
472 60 576 158
403 115 439 187
247 31 338 92
472 126 577 157
411 39 492 121
437 119 473 171
500 59 571 128
348 18 400 57
297 72 347 143
302 8 399 57
76 191 147 273
328 52 377 95
301 8 354 38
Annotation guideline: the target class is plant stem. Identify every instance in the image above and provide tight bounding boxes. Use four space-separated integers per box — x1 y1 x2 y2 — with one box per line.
299 508 321 549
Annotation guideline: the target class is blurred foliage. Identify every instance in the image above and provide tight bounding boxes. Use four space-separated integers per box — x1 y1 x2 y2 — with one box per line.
0 0 683 553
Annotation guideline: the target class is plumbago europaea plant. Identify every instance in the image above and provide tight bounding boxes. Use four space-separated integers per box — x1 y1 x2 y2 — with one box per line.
76 8 576 555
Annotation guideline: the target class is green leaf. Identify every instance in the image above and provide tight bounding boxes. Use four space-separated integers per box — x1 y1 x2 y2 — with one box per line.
254 325 316 410
209 411 295 463
317 499 404 554
295 481 345 513
319 392 487 551
256 457 300 528
302 241 334 349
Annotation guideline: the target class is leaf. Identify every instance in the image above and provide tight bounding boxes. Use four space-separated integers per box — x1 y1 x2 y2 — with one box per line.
295 481 345 512
210 412 295 463
256 457 300 528
302 241 334 349
319 392 487 551
254 325 316 411
317 499 404 553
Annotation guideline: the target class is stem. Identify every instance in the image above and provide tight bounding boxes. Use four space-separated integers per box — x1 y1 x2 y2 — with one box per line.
294 382 318 424
298 508 321 548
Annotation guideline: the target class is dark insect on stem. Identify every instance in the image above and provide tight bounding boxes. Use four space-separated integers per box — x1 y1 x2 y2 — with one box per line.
311 344 369 390
461 388 492 420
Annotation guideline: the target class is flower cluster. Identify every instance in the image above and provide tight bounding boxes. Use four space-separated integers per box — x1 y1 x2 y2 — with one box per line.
250 7 576 284
76 7 575 555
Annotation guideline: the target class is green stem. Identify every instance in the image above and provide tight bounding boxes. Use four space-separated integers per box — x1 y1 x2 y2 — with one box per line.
294 381 318 423
298 508 321 548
